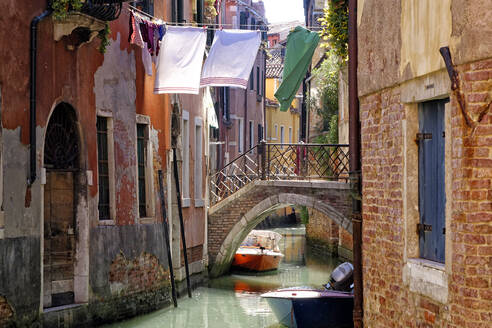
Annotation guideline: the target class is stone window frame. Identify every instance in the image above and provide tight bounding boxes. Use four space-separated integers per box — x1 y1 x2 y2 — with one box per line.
194 117 204 208
249 120 254 150
96 110 116 226
401 70 452 304
237 117 244 153
182 110 191 207
288 126 292 144
135 114 156 223
280 125 285 147
273 124 278 141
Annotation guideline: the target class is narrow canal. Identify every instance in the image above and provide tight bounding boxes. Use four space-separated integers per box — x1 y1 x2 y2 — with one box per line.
105 225 341 328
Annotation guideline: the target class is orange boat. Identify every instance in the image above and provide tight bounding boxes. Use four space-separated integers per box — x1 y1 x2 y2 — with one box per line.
232 247 284 272
231 230 284 272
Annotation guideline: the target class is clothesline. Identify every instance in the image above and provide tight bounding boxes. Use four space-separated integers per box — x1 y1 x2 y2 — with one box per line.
128 5 322 31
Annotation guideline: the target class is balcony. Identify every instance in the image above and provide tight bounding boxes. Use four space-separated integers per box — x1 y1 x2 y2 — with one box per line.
80 0 131 22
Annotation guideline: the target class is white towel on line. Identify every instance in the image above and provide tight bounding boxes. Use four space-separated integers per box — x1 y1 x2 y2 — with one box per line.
154 26 207 95
200 30 261 89
204 87 219 128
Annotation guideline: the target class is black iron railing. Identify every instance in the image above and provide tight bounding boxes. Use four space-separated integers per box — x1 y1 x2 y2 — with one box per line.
81 0 132 21
209 141 350 205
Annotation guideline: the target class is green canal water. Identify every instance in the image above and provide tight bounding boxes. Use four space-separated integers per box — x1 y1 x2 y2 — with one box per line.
105 226 340 328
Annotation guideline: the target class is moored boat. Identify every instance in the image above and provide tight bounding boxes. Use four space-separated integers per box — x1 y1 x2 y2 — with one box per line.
261 262 355 328
232 246 284 272
231 230 284 273
261 288 353 328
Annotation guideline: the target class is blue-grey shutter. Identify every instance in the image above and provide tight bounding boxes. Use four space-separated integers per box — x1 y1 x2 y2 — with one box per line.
418 99 447 262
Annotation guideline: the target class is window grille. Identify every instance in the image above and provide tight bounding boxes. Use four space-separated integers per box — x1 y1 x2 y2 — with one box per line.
97 117 110 220
137 124 147 217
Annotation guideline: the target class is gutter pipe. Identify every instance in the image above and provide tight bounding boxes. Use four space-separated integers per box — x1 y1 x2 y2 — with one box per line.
348 0 363 327
29 5 53 185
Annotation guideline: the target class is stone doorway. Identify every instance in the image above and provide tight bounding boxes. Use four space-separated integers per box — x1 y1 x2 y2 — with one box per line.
43 103 81 308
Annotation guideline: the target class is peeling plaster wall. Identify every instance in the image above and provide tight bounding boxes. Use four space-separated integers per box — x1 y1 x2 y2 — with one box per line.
94 32 138 226
450 0 492 65
400 0 452 80
357 0 401 96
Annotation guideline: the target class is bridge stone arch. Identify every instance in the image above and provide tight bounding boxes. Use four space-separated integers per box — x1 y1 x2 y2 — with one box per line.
208 180 352 277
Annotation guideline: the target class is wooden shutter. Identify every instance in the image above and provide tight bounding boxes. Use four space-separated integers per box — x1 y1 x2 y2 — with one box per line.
418 99 447 262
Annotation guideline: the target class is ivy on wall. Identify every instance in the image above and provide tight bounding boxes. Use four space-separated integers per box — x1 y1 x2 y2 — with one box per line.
51 0 84 21
51 0 111 53
318 0 348 60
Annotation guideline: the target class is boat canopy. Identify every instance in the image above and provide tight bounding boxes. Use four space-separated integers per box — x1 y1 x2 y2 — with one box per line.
240 230 282 252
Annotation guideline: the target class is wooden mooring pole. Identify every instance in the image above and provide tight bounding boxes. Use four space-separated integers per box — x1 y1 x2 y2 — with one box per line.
173 149 193 298
158 170 178 307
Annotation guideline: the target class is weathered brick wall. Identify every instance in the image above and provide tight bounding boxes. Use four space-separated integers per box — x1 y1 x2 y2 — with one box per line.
0 296 13 326
109 252 170 296
306 208 340 254
360 59 492 327
448 59 492 327
339 228 353 261
360 88 412 326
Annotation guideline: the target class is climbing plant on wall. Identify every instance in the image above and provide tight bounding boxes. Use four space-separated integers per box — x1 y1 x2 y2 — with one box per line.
51 0 84 20
318 0 348 60
307 50 340 133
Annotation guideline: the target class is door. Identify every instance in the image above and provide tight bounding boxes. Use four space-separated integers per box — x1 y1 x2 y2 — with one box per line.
43 103 80 308
43 171 76 308
418 99 447 263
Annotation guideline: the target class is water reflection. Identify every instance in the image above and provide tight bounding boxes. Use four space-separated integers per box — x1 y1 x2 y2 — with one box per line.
105 225 340 328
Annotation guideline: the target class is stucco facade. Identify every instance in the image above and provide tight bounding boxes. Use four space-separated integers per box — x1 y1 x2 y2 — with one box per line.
358 0 492 327
0 1 209 326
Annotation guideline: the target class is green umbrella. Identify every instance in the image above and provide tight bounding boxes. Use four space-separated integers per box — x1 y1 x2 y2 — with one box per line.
275 26 320 111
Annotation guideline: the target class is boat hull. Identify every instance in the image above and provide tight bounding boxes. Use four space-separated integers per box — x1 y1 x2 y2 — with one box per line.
262 289 354 328
231 248 283 272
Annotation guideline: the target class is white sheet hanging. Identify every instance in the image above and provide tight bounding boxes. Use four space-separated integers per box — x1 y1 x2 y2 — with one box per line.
154 26 207 95
203 87 219 128
200 29 261 89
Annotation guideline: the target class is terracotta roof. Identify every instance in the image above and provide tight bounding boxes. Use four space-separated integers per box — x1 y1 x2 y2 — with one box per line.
266 48 283 78
266 64 283 78
267 21 305 42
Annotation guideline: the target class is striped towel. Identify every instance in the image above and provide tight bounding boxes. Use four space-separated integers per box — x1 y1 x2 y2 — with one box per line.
200 30 261 89
154 26 207 95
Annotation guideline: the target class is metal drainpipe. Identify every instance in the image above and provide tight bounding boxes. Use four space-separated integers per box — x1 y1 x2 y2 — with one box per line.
29 5 53 185
263 49 266 141
348 0 363 327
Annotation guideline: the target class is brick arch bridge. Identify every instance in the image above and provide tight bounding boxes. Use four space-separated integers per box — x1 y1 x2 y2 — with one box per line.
207 142 353 277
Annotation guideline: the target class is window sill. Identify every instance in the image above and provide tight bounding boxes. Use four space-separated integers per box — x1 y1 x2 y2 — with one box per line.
139 217 156 225
402 258 448 303
182 198 191 208
98 220 115 226
195 199 205 208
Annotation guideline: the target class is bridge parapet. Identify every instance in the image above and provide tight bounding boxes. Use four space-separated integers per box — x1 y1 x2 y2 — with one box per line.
209 142 350 206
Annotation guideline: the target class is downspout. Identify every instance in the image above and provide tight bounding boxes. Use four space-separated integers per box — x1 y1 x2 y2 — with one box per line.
29 5 53 185
263 49 266 141
244 80 248 152
348 0 363 327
